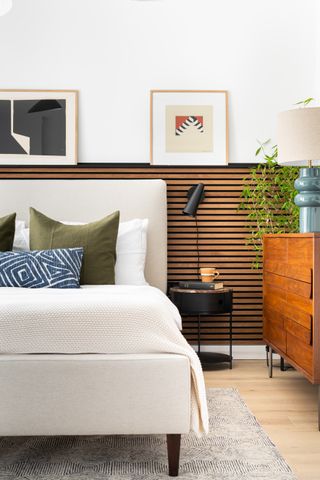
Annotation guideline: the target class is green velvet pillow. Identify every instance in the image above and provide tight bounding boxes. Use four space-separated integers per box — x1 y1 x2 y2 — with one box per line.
0 213 16 251
29 208 120 285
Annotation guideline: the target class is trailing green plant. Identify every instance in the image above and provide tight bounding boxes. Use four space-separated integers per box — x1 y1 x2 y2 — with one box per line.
239 140 299 269
240 97 316 268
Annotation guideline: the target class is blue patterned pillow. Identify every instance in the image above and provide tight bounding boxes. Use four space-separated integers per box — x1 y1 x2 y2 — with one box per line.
0 248 83 288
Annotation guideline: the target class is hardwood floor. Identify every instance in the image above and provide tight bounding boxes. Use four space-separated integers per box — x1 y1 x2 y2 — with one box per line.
204 359 320 480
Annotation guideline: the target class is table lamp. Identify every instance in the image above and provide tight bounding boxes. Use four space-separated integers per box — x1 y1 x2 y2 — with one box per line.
277 107 320 233
183 183 205 279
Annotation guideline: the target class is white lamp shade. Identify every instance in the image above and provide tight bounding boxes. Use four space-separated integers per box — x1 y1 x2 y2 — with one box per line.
277 107 320 166
0 0 12 16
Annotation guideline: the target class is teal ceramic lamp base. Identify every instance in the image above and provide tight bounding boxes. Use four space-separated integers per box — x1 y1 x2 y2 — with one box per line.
294 167 320 233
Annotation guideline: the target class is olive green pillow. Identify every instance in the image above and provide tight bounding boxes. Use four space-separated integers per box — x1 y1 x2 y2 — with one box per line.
29 208 120 285
0 213 16 251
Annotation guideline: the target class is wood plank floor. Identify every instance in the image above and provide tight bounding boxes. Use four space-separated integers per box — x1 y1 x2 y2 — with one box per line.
204 359 320 480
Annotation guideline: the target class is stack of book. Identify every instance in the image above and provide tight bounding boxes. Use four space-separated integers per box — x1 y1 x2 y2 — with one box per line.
178 280 224 290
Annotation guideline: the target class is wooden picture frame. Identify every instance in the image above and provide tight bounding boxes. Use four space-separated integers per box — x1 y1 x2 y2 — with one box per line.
150 90 228 166
0 89 78 165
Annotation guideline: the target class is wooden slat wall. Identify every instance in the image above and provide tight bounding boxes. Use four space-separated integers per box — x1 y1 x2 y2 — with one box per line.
0 165 262 345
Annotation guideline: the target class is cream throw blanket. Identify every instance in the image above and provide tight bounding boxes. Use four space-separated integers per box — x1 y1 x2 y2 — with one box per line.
0 285 209 435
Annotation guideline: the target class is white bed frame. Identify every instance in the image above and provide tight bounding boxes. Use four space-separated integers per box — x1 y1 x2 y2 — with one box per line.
0 179 190 476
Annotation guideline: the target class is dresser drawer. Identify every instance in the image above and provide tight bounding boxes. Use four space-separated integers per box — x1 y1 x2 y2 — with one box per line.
285 291 313 315
277 301 312 330
263 307 286 353
287 238 313 267
285 318 312 346
287 332 313 375
264 285 312 330
264 322 286 353
264 260 287 277
264 237 287 262
264 271 312 299
263 284 284 307
264 260 312 284
286 264 312 283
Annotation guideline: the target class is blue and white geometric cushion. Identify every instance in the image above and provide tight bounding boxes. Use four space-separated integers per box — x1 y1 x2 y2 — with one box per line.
0 248 83 288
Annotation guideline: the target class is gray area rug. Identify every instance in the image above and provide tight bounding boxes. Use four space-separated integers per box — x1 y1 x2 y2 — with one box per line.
0 388 296 479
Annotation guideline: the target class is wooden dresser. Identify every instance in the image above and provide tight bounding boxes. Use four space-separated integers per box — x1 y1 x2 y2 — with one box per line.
263 234 320 427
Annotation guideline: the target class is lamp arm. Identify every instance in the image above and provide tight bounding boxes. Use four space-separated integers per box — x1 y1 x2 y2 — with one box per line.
195 215 200 280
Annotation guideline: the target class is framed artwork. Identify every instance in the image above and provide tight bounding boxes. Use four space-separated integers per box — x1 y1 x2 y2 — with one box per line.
0 90 78 165
150 90 228 165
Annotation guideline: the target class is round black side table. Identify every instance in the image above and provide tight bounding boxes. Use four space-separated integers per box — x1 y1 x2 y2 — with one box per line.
170 287 233 369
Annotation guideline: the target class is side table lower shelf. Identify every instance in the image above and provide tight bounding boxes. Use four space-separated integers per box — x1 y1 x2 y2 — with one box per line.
198 351 232 370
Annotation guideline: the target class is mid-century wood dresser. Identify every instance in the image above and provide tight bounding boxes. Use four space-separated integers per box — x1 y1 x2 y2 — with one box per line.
263 234 320 428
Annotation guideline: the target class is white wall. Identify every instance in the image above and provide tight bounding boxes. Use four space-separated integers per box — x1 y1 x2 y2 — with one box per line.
0 0 318 164
315 1 320 99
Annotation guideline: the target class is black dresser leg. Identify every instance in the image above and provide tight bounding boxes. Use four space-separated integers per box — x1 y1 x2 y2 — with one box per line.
268 346 273 378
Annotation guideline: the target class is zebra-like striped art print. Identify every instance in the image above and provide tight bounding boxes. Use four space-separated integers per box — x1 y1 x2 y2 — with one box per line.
0 248 83 288
152 90 227 164
175 115 204 136
164 103 214 156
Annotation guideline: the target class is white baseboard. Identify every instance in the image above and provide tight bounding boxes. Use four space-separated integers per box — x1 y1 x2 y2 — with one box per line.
191 345 275 360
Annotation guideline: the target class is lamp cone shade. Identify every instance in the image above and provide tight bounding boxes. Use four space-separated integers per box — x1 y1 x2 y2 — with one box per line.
277 107 320 166
183 183 205 217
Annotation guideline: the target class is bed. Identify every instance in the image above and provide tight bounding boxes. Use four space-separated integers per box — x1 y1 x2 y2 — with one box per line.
0 179 208 477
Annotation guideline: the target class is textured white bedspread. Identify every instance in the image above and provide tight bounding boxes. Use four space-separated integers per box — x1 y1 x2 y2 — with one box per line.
0 285 208 435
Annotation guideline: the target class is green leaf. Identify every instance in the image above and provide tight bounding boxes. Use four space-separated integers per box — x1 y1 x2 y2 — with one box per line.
294 97 314 106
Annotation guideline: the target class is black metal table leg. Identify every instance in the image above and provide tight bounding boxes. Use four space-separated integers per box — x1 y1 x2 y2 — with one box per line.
197 314 201 355
229 311 233 369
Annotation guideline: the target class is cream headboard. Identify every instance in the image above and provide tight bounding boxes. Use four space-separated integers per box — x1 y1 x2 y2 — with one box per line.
0 179 167 292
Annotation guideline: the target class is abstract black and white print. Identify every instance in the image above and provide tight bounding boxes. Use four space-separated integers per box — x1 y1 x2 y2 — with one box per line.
0 248 83 288
0 99 66 156
0 90 77 165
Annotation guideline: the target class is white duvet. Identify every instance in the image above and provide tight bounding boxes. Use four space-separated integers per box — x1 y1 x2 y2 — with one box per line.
0 285 208 435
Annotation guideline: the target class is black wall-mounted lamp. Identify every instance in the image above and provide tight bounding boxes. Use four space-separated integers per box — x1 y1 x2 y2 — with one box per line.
183 183 205 279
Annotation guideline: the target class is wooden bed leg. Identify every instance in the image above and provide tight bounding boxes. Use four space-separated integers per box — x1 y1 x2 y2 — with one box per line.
167 434 181 477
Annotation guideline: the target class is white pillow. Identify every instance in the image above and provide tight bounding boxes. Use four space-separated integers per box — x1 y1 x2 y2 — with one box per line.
13 220 28 251
115 218 148 285
14 218 149 286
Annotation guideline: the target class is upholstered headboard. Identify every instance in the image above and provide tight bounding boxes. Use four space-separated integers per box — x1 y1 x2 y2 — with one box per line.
0 179 167 292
